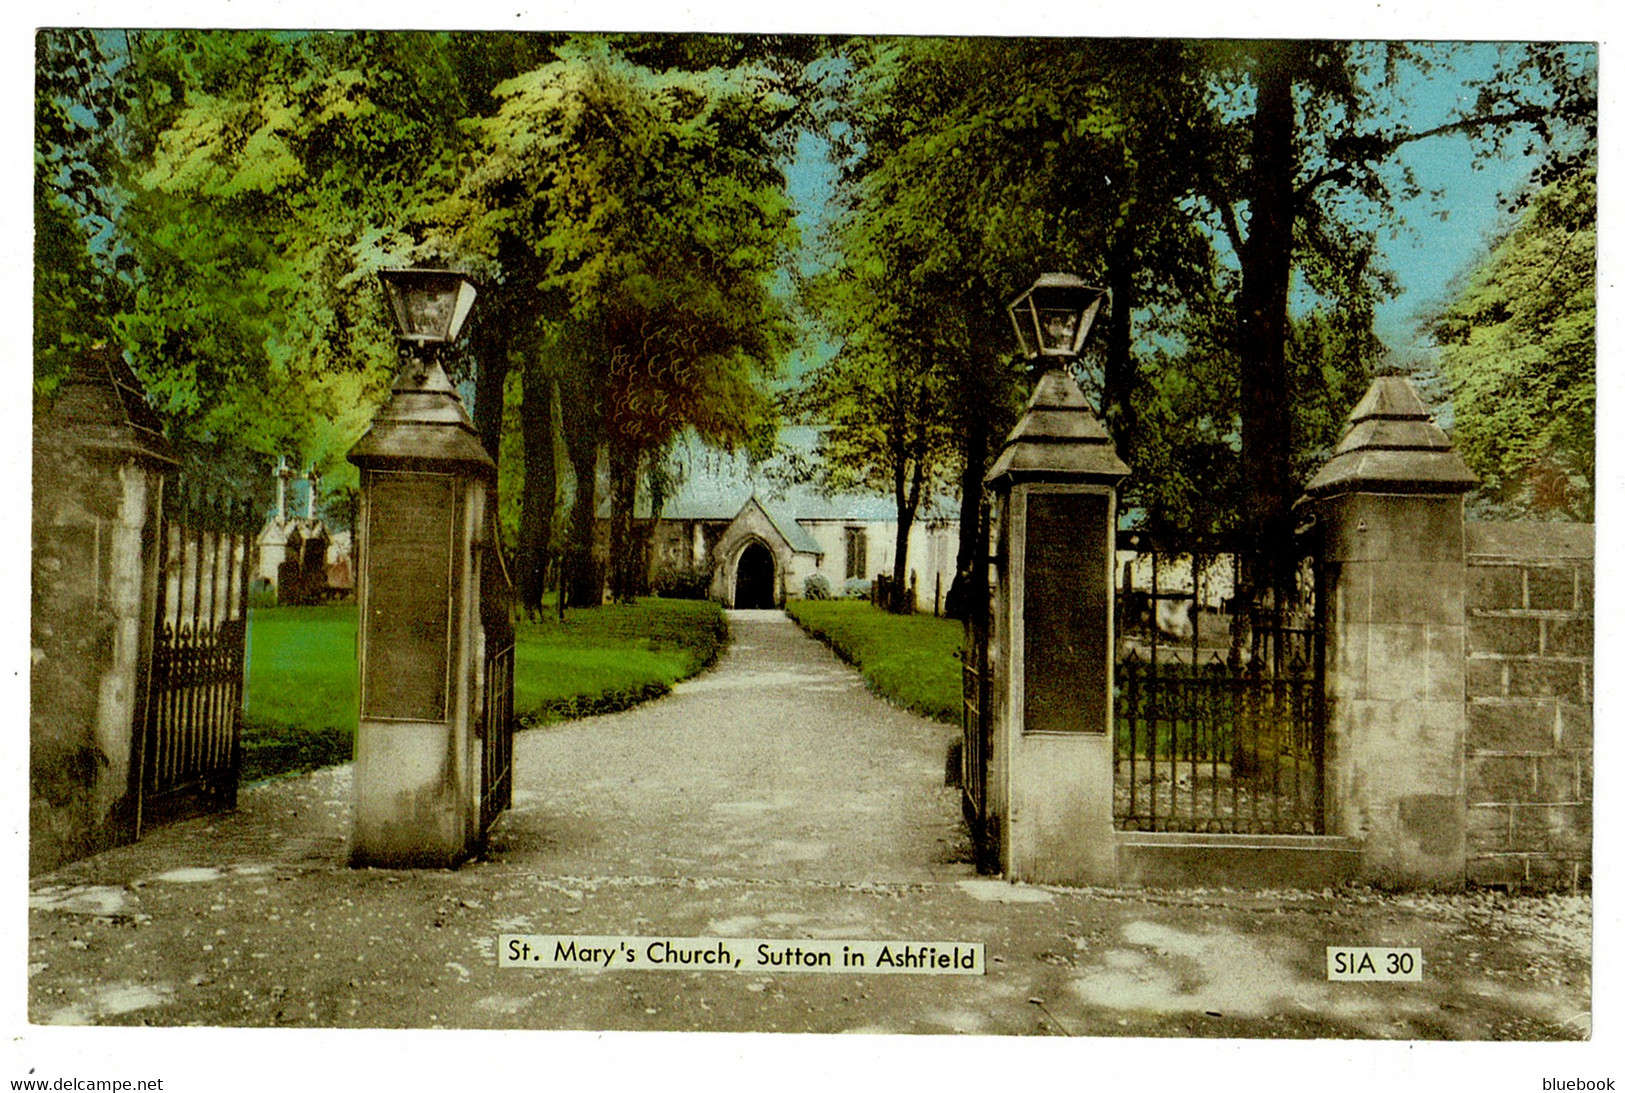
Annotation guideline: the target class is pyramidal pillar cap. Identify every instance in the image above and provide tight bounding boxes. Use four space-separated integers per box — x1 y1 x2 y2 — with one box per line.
46 343 177 467
1301 374 1476 499
348 354 495 474
985 368 1129 489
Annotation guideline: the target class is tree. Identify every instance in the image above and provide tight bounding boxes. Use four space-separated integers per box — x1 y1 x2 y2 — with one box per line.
467 42 797 603
1191 40 1596 579
42 30 814 614
109 30 483 496
811 36 1222 614
1432 170 1595 519
789 331 958 612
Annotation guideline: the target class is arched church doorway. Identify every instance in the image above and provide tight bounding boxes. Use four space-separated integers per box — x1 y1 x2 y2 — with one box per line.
734 542 777 609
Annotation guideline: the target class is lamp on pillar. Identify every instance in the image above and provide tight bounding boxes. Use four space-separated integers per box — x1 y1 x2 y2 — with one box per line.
1005 272 1107 363
972 272 1128 886
379 268 479 349
347 267 510 868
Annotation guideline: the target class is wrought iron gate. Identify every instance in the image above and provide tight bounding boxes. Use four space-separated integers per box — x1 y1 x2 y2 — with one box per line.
478 541 516 837
1113 530 1326 834
480 639 515 835
960 614 993 860
134 476 256 835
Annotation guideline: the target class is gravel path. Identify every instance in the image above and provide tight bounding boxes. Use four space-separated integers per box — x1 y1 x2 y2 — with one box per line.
24 610 1592 1047
489 609 972 883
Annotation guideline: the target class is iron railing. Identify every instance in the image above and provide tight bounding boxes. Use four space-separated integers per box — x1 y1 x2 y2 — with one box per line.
1115 651 1323 833
1113 531 1325 834
960 655 989 825
477 535 517 839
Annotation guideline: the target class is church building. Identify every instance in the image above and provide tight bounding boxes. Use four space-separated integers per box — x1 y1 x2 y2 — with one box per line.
607 431 961 612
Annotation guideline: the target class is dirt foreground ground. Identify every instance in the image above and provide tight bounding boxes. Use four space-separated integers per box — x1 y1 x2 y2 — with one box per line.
17 612 1602 1088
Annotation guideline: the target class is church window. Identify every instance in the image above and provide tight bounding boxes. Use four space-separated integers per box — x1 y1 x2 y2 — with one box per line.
845 526 867 580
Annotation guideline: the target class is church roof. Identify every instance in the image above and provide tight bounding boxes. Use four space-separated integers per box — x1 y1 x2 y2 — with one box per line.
750 495 825 555
608 427 961 525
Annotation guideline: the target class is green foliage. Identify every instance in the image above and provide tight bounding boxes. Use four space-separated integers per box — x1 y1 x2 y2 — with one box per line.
805 38 1230 541
107 30 481 491
1433 171 1596 519
470 43 797 450
785 599 960 723
789 341 957 504
437 38 806 602
35 32 1596 553
1193 41 1594 540
652 565 713 600
242 722 354 785
34 30 130 396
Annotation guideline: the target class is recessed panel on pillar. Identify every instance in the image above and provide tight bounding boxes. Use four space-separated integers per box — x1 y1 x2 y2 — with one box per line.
1023 491 1108 733
362 471 457 722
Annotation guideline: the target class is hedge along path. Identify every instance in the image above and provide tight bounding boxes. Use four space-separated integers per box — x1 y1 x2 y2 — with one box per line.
512 600 729 725
491 609 972 884
784 599 962 723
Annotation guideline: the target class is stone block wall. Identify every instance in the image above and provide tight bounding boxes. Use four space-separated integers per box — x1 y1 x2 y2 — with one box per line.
1463 522 1593 890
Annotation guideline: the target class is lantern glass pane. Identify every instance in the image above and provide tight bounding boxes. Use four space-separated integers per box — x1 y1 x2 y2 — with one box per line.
382 270 478 343
400 284 457 340
1009 299 1036 358
1037 307 1080 353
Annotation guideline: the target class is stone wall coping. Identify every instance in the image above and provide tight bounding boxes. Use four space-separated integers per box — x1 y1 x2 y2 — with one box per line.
1465 521 1594 559
1467 557 1590 567
1469 694 1571 706
1115 832 1362 850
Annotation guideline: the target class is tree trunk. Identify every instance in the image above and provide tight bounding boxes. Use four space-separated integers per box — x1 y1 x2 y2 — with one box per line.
469 299 510 464
1235 41 1304 625
559 365 601 608
606 441 640 603
891 452 923 614
1103 224 1140 468
1238 42 1299 540
514 364 556 612
947 402 987 621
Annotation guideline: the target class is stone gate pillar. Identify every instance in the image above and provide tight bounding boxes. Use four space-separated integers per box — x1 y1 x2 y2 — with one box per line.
983 369 1128 885
347 353 497 868
1302 376 1477 888
30 345 176 873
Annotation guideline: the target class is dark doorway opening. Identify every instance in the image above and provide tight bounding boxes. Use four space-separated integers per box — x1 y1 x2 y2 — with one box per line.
734 542 776 609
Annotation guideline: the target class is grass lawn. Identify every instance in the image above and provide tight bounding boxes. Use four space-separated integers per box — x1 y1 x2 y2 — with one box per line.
242 598 727 782
785 599 962 723
242 604 358 783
